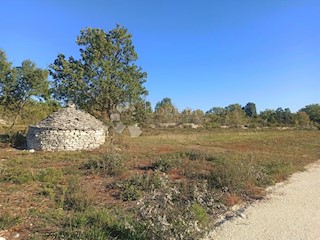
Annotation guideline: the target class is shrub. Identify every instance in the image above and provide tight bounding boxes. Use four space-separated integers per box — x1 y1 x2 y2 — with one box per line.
185 149 219 162
260 160 293 182
137 177 209 240
120 184 142 201
83 153 126 176
118 173 164 201
152 158 174 172
0 130 26 148
208 159 270 196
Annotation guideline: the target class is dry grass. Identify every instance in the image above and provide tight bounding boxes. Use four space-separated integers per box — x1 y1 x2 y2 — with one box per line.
0 127 320 239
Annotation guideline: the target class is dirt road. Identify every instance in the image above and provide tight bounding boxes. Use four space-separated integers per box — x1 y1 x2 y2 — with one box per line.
209 161 320 240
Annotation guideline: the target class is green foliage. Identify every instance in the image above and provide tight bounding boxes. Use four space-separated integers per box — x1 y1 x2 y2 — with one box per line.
1 130 26 148
154 97 179 123
62 177 91 211
83 153 126 176
261 160 293 178
53 208 145 240
117 173 164 201
152 158 174 172
0 167 35 184
180 108 205 124
206 104 246 127
185 149 218 162
191 203 208 223
208 159 270 193
243 102 257 118
0 50 49 125
120 184 142 201
49 24 148 119
36 168 63 185
294 111 311 127
300 104 320 124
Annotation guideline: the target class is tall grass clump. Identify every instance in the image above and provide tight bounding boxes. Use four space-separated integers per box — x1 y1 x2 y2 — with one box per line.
53 208 145 240
208 158 270 197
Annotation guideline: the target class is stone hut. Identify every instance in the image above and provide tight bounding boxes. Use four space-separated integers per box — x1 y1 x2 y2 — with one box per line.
26 104 106 151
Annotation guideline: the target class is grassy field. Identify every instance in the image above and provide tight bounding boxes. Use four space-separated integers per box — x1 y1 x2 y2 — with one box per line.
0 127 320 239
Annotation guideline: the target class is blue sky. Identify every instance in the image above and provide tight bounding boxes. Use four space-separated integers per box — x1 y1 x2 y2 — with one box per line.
1 0 319 112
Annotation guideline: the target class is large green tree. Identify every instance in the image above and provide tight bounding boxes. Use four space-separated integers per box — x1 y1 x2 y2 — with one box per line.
49 24 148 119
299 104 320 125
0 50 49 125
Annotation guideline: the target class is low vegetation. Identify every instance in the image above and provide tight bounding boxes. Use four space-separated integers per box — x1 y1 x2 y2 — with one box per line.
0 127 320 239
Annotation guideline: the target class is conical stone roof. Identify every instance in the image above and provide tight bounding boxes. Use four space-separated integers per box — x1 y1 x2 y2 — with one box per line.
32 103 105 130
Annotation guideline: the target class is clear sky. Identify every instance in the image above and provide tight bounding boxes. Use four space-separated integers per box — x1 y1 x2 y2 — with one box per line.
1 0 319 112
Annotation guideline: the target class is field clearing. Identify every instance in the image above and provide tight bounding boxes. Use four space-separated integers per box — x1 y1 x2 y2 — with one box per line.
1 128 320 239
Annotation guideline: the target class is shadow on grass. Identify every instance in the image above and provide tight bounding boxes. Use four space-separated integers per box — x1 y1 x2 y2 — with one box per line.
0 132 27 150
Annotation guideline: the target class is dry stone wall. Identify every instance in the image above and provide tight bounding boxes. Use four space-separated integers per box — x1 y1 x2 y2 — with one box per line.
27 127 105 151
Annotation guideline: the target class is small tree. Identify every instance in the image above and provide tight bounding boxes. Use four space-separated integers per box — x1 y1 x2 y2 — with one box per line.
154 97 179 123
243 102 257 118
299 104 320 125
49 24 148 120
224 104 246 126
0 50 49 126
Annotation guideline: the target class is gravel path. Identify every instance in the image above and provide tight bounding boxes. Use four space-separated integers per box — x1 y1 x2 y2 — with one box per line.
209 161 320 240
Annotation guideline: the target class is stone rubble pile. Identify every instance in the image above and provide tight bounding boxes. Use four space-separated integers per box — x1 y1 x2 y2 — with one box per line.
26 103 106 151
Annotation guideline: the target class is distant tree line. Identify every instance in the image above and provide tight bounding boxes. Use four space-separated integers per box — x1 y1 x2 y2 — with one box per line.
0 24 319 130
152 98 320 129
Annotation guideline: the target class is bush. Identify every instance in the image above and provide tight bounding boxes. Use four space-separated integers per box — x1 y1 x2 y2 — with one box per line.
185 149 217 161
0 130 26 148
137 177 209 240
120 184 142 201
118 173 164 201
208 159 270 196
152 158 174 172
83 153 126 176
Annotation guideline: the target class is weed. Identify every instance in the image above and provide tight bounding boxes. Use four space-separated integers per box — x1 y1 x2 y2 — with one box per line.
0 168 35 184
259 160 294 183
62 177 91 211
191 203 209 223
0 212 20 230
36 168 63 184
